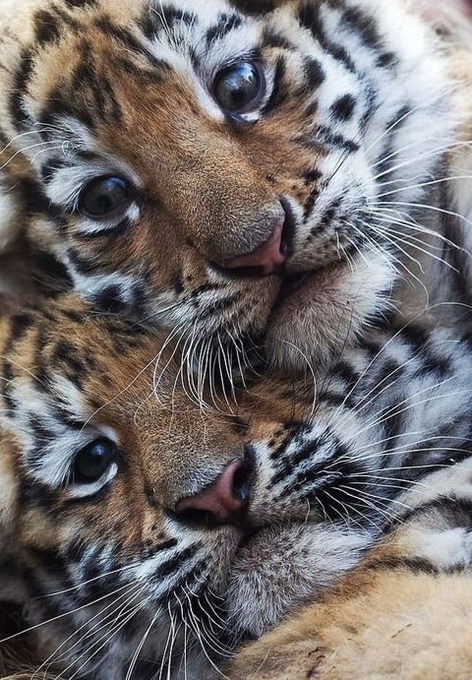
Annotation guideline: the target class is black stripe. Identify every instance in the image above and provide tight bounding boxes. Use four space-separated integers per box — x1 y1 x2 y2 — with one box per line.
261 56 287 115
34 9 61 46
228 0 276 15
298 3 357 74
331 93 356 121
9 49 35 129
366 556 440 575
76 217 132 240
206 14 242 46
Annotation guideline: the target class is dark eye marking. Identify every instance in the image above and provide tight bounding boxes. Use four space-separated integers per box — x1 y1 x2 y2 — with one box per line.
228 0 277 16
331 94 356 121
206 13 242 47
297 3 357 74
260 56 286 115
213 61 265 114
72 439 118 485
303 58 325 92
140 6 195 40
79 176 132 220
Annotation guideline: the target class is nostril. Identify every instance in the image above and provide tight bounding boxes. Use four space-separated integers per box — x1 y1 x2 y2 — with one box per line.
279 196 296 256
232 448 254 503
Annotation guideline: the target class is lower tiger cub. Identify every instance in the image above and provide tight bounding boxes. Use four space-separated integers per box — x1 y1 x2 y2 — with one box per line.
0 289 472 677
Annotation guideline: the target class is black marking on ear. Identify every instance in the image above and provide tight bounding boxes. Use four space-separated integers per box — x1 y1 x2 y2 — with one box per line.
331 93 356 121
228 0 277 15
261 55 287 115
297 3 357 74
34 9 61 46
9 49 35 129
206 14 242 46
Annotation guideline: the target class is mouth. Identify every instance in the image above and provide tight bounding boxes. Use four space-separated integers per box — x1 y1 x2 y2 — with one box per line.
276 270 318 304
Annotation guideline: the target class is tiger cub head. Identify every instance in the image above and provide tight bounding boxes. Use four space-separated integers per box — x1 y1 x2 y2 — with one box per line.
0 0 459 372
0 292 386 677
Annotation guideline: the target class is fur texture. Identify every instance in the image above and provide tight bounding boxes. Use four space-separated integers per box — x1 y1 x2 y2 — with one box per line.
0 0 471 379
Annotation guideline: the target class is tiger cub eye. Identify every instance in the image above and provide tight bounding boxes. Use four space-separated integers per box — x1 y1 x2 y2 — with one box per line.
73 439 117 484
79 176 131 219
213 62 264 113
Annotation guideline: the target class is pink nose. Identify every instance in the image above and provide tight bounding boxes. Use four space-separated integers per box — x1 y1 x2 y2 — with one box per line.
175 458 252 527
224 221 289 276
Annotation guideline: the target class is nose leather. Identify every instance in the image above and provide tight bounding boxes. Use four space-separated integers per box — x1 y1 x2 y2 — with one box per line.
224 221 287 275
175 459 249 526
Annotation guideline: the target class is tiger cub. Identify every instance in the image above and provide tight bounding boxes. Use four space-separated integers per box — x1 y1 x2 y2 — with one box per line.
1 289 472 678
0 0 471 375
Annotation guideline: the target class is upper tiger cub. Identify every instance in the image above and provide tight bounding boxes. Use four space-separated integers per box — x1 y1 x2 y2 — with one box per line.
0 0 471 374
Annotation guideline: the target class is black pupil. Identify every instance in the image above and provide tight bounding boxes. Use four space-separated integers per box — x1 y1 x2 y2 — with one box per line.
75 439 115 483
215 63 260 112
82 177 129 217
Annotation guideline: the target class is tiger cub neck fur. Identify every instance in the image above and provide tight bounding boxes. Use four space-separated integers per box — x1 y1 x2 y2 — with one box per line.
0 0 470 377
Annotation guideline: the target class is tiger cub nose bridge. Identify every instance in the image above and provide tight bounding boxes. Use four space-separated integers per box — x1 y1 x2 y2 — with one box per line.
219 199 295 276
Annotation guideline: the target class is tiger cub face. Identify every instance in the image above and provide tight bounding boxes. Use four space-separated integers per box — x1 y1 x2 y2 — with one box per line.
2 294 472 678
0 0 456 370
0 295 373 678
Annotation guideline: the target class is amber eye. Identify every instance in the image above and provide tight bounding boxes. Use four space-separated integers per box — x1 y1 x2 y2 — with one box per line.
73 439 117 484
213 62 264 113
79 176 131 219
